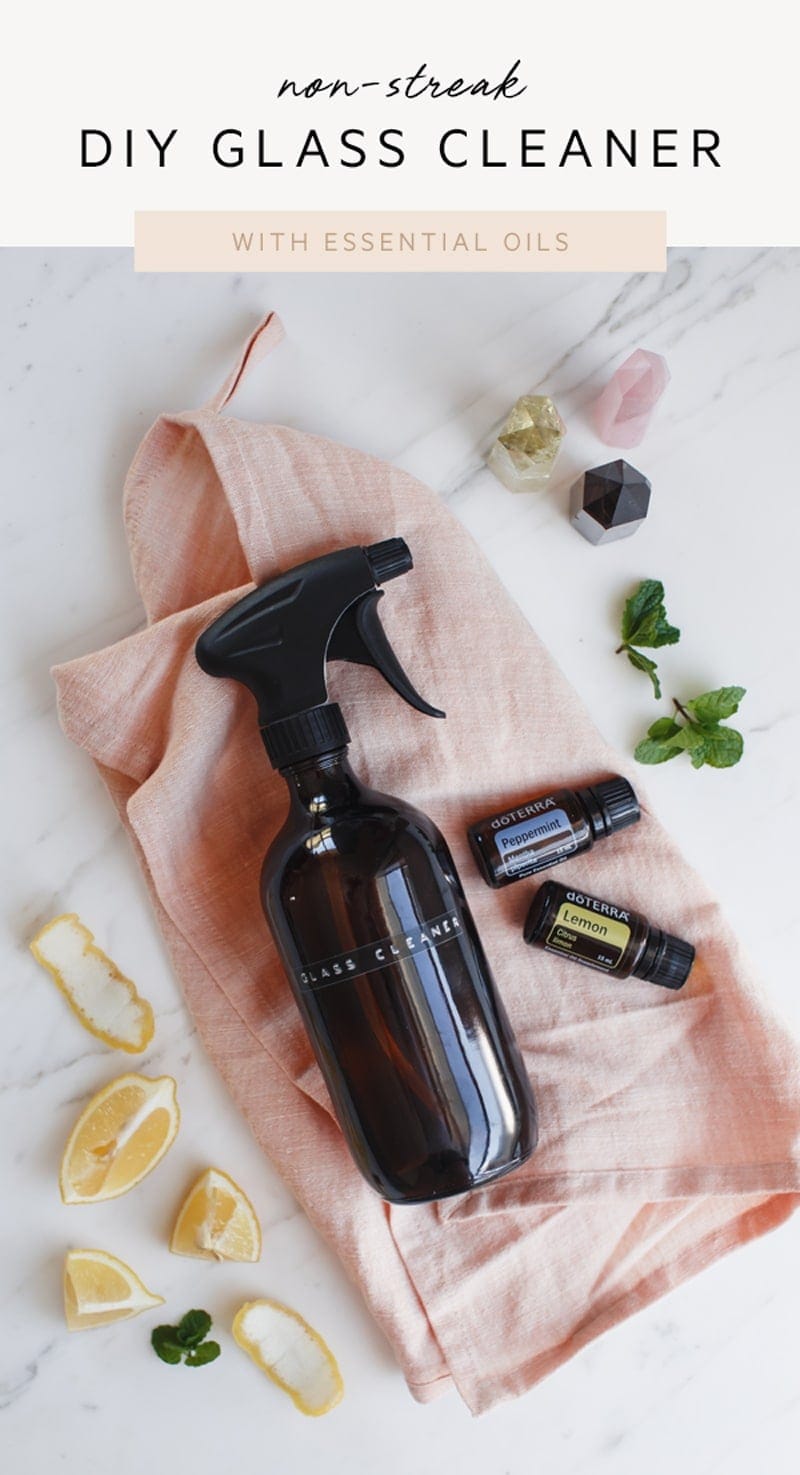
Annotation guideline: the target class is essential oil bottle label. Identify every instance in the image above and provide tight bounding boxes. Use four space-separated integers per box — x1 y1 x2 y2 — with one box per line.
296 911 463 990
546 901 631 972
495 807 576 877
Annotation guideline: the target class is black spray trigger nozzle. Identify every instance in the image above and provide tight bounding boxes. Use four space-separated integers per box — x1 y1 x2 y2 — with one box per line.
364 538 414 584
328 588 445 719
195 536 444 768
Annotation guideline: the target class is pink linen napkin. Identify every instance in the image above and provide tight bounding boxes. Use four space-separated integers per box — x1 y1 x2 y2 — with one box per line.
53 313 800 1414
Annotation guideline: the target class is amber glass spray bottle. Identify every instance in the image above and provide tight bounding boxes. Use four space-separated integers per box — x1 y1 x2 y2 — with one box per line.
196 539 536 1204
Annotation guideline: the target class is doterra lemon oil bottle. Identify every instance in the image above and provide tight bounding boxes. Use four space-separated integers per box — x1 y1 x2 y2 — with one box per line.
524 880 695 989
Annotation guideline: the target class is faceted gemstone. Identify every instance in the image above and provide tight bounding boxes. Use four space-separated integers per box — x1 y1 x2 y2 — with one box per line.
594 349 669 448
570 460 651 545
487 395 566 492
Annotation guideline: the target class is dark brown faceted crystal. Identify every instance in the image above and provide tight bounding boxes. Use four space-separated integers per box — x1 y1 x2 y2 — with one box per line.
570 459 651 544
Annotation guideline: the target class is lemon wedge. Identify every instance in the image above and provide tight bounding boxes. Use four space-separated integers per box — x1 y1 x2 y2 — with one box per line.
170 1168 262 1263
63 1248 163 1331
232 1299 344 1416
30 914 154 1053
60 1072 179 1204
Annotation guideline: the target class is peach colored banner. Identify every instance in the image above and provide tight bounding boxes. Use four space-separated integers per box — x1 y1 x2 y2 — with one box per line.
134 211 666 272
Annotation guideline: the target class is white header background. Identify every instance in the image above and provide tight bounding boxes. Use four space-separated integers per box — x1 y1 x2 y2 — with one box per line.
3 0 795 246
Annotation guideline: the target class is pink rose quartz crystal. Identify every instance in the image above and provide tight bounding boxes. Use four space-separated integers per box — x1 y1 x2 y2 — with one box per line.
593 349 670 448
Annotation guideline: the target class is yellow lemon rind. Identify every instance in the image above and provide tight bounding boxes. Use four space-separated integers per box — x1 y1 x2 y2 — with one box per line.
232 1298 344 1417
30 913 155 1054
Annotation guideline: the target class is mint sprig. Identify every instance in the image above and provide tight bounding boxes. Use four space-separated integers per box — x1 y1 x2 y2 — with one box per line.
634 687 746 769
176 1309 212 1348
152 1309 220 1367
617 579 680 699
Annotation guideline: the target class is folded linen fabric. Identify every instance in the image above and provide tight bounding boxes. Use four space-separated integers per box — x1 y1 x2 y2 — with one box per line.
53 314 800 1413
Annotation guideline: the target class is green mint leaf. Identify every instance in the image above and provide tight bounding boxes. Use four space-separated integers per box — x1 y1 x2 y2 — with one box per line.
152 1326 184 1364
633 735 683 765
671 723 707 753
647 717 681 740
685 686 746 727
684 731 708 767
621 580 680 649
185 1340 221 1367
176 1309 212 1348
676 725 710 767
621 580 664 642
634 614 681 649
626 648 662 699
699 724 744 768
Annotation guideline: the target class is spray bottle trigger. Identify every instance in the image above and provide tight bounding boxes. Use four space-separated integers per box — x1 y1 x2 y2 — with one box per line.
328 589 445 719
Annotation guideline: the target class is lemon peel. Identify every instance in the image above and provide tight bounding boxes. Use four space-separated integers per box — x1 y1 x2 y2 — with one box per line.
63 1248 163 1331
60 1072 179 1204
232 1299 344 1416
30 914 154 1053
170 1167 262 1263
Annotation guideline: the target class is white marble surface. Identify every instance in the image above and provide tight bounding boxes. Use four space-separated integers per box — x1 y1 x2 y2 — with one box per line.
1 251 799 1473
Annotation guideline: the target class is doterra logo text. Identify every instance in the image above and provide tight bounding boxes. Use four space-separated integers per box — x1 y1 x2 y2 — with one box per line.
491 795 557 829
564 890 630 923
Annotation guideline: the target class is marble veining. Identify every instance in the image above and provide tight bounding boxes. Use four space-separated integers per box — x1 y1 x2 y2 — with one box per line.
1 250 799 1474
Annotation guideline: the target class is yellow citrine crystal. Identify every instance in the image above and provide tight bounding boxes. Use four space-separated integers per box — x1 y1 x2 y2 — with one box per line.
487 395 566 492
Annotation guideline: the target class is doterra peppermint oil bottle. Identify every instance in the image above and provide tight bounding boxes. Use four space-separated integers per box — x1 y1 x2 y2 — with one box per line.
468 776 640 889
524 880 695 989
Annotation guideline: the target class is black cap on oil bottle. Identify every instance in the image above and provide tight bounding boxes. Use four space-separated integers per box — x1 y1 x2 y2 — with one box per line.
576 777 640 839
634 927 695 990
